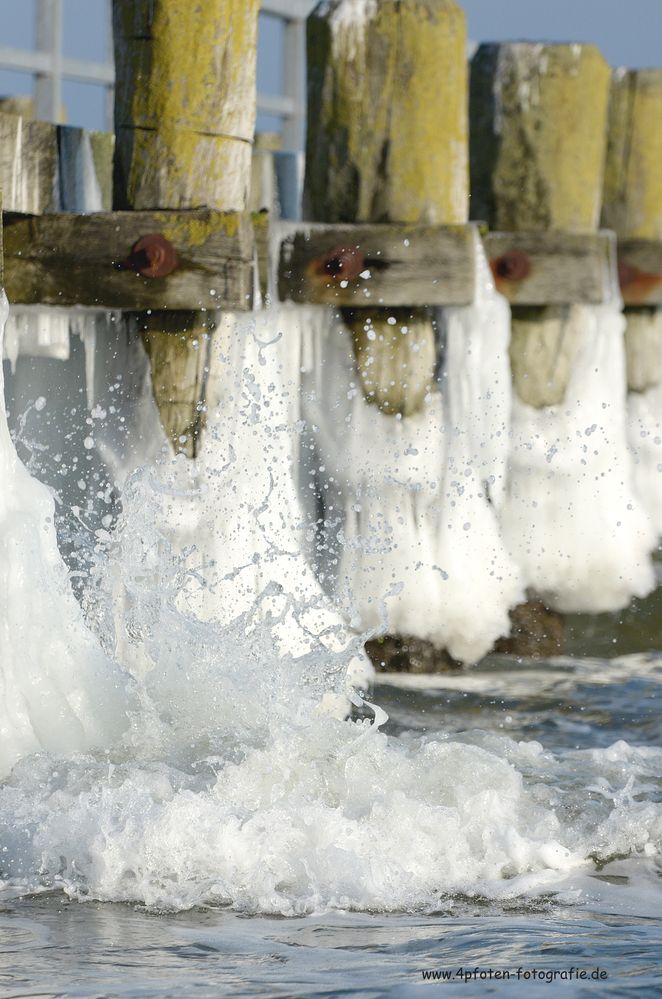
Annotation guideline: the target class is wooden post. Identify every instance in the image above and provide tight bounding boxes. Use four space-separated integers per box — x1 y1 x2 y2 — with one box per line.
0 112 59 214
602 70 662 394
112 0 259 455
470 42 611 407
602 70 662 242
305 0 468 417
470 43 612 648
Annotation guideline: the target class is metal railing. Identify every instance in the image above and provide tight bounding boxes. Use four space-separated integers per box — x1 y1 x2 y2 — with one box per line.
0 0 312 149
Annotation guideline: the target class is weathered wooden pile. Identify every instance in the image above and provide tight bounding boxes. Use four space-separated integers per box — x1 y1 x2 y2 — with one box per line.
1 4 659 405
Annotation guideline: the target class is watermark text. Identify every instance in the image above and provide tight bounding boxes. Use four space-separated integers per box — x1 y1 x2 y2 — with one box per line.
421 966 608 984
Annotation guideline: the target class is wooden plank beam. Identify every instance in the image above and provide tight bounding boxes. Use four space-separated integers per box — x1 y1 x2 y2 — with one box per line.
483 231 614 306
3 209 256 311
618 239 662 306
278 223 477 307
6 205 654 312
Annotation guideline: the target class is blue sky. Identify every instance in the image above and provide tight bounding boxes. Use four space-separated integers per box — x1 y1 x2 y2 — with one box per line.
461 0 662 69
0 0 659 133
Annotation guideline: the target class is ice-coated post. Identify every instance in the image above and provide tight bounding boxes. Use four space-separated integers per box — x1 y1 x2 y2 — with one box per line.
602 69 662 394
304 0 468 417
470 42 611 407
112 0 259 455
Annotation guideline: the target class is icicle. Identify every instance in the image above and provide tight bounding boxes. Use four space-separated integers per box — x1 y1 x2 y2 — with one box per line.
2 306 71 363
2 314 20 372
81 319 97 410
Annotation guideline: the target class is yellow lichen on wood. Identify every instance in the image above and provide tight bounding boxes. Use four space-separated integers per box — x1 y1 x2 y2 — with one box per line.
602 69 662 240
305 0 468 225
470 43 611 232
113 0 259 211
155 209 242 249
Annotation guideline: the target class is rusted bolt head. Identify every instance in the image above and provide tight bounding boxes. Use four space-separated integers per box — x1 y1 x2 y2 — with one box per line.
316 245 367 282
128 233 178 278
491 248 532 282
618 261 638 289
618 260 662 303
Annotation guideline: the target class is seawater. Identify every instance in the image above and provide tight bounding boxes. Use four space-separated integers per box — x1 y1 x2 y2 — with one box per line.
1 296 662 995
1 655 661 996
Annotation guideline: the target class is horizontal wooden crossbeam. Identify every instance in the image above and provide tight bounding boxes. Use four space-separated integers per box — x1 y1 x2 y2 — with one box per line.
483 231 615 306
3 209 660 313
4 209 262 311
278 223 478 307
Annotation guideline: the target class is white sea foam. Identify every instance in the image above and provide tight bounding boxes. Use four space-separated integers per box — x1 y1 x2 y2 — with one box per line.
1 720 660 914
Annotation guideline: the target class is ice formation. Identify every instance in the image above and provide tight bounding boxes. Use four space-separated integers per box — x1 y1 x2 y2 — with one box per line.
3 307 71 369
0 293 130 777
626 311 662 536
501 301 656 613
629 383 662 537
302 240 523 663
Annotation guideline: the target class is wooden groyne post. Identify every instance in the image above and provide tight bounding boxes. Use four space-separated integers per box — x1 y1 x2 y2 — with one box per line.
602 69 662 393
470 42 612 407
469 42 612 651
112 0 259 455
304 0 469 417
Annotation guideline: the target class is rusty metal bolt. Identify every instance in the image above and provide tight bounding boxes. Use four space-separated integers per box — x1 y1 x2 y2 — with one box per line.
491 248 532 282
618 260 662 303
122 233 178 278
618 261 638 289
315 245 367 282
